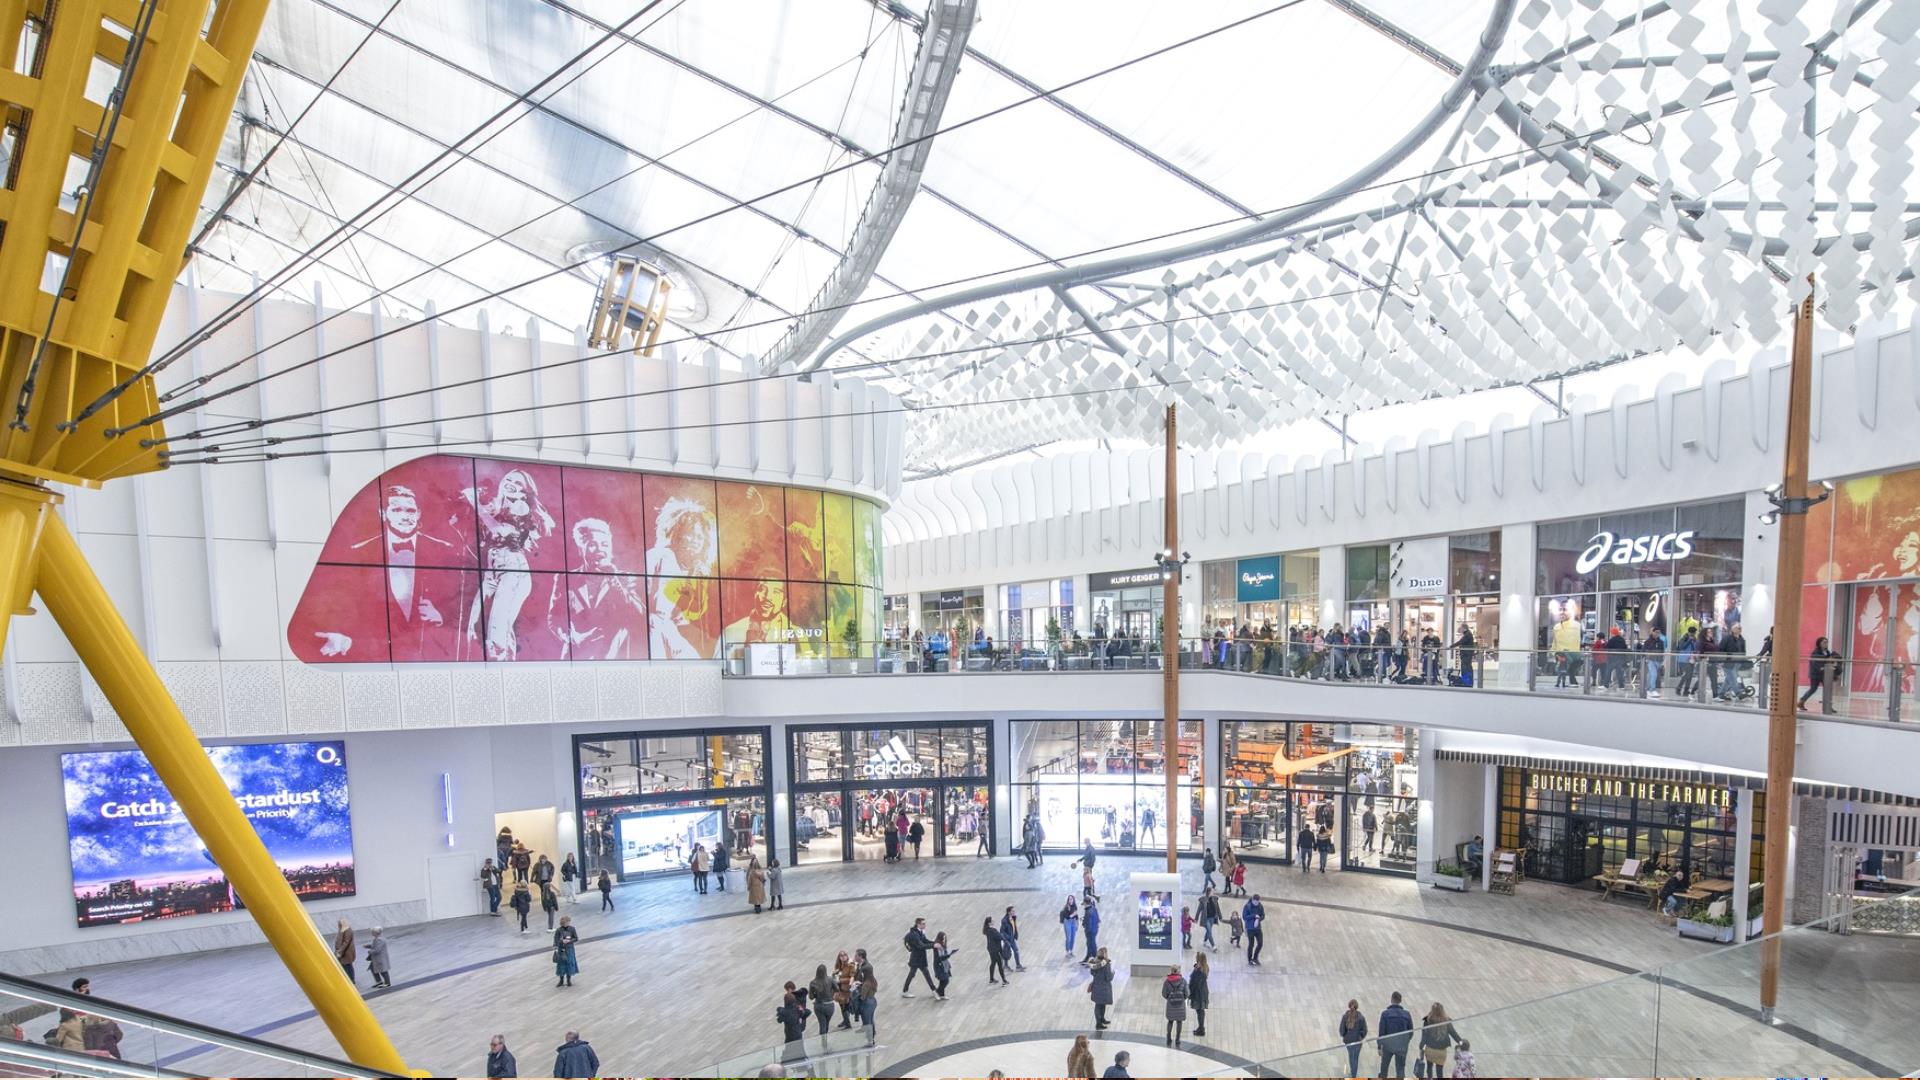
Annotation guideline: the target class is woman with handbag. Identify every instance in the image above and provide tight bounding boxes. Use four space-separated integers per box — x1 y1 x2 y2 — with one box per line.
551 916 579 988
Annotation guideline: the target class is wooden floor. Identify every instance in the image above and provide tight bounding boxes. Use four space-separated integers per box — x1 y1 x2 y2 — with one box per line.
50 854 1919 1077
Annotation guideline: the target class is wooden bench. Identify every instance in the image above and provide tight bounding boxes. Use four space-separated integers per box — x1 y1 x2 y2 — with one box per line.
1596 859 1660 908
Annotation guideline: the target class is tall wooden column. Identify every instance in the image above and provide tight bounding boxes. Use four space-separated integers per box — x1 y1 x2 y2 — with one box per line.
1759 279 1816 1013
1163 404 1180 873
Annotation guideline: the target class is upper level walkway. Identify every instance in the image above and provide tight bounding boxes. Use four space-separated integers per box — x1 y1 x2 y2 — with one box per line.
724 642 1920 800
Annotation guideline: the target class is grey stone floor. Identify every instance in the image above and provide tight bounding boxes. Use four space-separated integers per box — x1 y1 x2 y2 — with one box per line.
47 854 1919 1077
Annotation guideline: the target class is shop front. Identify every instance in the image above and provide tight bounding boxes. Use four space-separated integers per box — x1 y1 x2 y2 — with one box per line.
1495 765 1760 886
1219 721 1420 875
1200 552 1319 670
1000 578 1075 650
1089 567 1166 641
788 722 992 864
883 595 909 644
573 728 771 882
1536 498 1746 691
1012 719 1203 852
920 588 986 649
1801 463 1920 718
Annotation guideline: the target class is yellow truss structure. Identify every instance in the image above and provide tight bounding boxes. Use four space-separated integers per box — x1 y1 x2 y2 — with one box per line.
0 0 408 1071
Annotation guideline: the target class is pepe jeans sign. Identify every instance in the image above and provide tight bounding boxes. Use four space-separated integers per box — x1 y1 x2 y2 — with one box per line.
1574 530 1697 575
1235 556 1281 603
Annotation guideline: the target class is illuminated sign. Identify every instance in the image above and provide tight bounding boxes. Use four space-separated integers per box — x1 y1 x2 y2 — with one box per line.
860 736 926 780
1235 556 1281 602
1574 530 1697 574
1090 568 1164 591
1523 769 1733 809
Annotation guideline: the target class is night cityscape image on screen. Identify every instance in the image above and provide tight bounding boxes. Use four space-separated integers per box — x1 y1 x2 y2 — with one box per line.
62 740 355 928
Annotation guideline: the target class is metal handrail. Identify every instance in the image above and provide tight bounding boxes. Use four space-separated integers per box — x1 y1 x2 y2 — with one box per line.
0 971 392 1077
0 1038 200 1078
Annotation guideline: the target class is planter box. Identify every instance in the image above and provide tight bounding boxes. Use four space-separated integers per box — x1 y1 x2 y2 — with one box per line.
1677 918 1734 943
1432 874 1467 891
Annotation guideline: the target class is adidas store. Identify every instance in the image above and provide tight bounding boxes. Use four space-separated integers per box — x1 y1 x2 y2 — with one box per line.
788 722 993 864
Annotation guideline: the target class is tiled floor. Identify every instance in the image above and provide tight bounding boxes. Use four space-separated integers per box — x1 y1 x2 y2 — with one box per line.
50 854 1919 1077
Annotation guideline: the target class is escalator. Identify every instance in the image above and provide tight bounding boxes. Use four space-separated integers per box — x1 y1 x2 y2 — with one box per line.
1 973 394 1079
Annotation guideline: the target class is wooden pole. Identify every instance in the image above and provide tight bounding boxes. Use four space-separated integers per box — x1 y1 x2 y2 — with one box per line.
1759 277 1816 1013
1163 403 1180 874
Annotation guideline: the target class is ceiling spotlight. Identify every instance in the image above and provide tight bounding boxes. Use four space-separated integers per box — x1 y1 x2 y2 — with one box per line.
1820 479 1835 492
1759 510 1779 526
1763 481 1782 496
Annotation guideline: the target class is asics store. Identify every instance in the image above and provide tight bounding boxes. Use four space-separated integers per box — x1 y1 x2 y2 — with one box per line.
788 722 993 865
573 728 772 882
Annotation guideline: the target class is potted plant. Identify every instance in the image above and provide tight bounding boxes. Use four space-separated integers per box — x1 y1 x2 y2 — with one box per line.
1746 892 1765 939
1676 903 1736 943
832 616 862 673
1432 860 1468 891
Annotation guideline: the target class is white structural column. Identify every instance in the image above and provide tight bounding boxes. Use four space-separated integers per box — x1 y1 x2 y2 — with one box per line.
1318 545 1347 628
905 592 922 634
1482 765 1499 891
1071 574 1092 634
1741 489 1783 653
1201 716 1220 856
992 716 1013 856
1732 787 1756 944
1499 523 1536 689
1415 732 1439 884
768 720 791 865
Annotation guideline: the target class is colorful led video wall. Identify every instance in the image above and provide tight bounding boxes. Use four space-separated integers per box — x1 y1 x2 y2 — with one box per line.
1802 464 1920 695
63 741 355 928
287 454 884 662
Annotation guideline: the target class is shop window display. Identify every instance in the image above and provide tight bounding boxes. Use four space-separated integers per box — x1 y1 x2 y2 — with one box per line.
1219 721 1421 876
1496 768 1759 886
1013 720 1201 852
789 723 991 863
573 729 770 881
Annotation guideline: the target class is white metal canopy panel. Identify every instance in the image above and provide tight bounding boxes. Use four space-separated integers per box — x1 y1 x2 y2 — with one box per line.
183 0 1920 472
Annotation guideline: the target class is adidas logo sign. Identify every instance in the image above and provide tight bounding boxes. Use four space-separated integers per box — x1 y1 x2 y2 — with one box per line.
864 736 926 779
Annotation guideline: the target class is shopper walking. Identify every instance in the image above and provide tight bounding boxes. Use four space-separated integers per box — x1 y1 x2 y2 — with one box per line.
333 920 356 985
855 950 879 1046
1088 948 1115 1029
774 992 807 1062
552 915 579 987
1161 965 1189 1048
1180 906 1193 949
1060 894 1080 956
552 1032 598 1079
509 882 532 932
1219 844 1238 891
532 853 555 893
1082 896 1101 962
1001 906 1025 971
1066 1034 1097 1078
931 932 955 1000
1362 807 1378 852
809 965 837 1034
1189 954 1211 1037
902 918 939 996
1338 999 1368 1078
1378 991 1414 1079
1800 637 1839 712
909 818 926 858
691 843 710 894
1417 1003 1461 1078
481 858 503 915
1450 1040 1477 1078
365 927 392 989
711 838 731 890
596 869 613 911
559 853 578 903
1198 887 1221 950
1202 846 1218 892
509 842 531 883
982 917 1009 985
1230 859 1247 897
767 857 785 910
486 1034 517 1078
1317 824 1335 873
1242 894 1266 965
541 881 560 930
746 855 768 914
1298 824 1316 874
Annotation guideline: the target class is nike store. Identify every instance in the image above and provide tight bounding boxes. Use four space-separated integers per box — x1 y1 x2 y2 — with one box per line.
788 721 994 865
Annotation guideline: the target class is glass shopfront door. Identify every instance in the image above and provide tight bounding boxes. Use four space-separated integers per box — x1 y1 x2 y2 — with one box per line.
789 722 993 865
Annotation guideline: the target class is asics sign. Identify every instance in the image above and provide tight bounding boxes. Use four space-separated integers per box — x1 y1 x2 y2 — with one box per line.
1574 530 1696 575
862 736 926 779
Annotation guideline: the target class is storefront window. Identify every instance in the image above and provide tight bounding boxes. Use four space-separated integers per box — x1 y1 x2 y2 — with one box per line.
1014 719 1202 851
574 728 770 881
790 722 992 864
1449 532 1501 594
1348 545 1390 603
1219 721 1420 876
1496 767 1759 886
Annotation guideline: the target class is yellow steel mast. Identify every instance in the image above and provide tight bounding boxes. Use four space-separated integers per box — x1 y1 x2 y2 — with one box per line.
0 0 409 1071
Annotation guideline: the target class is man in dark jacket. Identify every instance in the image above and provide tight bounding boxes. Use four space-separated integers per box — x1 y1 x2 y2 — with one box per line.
1718 623 1749 699
552 1032 598 1079
1000 907 1025 971
1241 895 1266 965
712 839 730 891
1377 991 1414 1078
902 918 938 996
486 1034 516 1078
1101 1050 1132 1078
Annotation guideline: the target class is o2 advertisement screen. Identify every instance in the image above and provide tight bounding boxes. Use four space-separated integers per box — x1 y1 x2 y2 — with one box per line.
62 741 355 928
